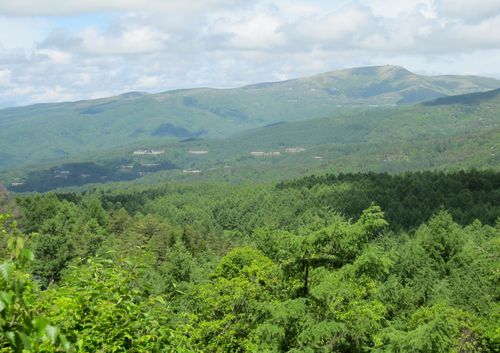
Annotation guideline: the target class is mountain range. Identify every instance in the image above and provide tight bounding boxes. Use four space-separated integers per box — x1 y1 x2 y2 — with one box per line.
2 81 499 192
1 65 500 172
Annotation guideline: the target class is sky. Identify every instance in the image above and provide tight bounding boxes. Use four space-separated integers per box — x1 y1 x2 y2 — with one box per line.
1 0 500 107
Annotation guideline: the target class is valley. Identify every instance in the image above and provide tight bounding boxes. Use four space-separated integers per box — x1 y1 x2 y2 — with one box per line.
1 65 499 173
3 85 499 192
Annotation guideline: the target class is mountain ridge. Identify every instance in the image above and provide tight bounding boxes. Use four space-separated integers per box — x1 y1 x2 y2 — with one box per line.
3 86 499 192
1 65 499 171
2 65 499 111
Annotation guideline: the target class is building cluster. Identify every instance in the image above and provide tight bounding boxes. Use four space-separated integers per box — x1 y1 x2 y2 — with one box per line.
183 169 202 174
284 147 306 153
132 149 165 155
250 151 281 157
53 170 71 179
249 147 307 157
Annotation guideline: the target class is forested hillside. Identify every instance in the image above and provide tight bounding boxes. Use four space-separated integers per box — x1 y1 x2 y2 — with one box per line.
1 65 499 170
4 87 499 193
1 170 498 352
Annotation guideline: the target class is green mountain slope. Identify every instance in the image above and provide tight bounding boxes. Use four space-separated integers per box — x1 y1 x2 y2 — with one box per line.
4 88 499 192
179 87 500 162
1 65 499 170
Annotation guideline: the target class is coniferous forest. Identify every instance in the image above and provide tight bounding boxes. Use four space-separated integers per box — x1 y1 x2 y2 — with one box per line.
0 170 498 352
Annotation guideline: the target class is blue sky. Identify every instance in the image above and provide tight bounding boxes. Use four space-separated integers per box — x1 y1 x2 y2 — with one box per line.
51 14 110 32
1 0 500 107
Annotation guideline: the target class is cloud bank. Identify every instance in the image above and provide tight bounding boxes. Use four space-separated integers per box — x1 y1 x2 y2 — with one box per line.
0 0 500 106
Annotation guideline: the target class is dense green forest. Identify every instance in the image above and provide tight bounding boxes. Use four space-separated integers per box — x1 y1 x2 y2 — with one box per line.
1 170 499 352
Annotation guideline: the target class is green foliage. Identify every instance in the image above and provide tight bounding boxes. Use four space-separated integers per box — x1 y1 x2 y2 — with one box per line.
39 257 181 352
188 247 279 352
280 170 500 230
0 184 20 219
375 304 479 353
0 214 72 352
0 170 498 352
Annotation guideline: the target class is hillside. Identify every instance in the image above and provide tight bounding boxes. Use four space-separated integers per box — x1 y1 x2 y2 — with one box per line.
1 65 499 170
4 87 499 192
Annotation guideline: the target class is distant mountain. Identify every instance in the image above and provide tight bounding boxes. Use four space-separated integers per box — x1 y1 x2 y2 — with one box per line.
243 65 500 104
4 87 499 192
180 85 500 170
1 65 499 170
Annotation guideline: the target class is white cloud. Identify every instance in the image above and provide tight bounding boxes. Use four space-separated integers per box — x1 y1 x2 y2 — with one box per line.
0 0 244 16
1 0 500 107
442 15 500 48
73 72 91 86
8 86 36 95
281 2 500 54
35 48 72 64
293 3 374 44
211 13 285 50
435 0 500 22
0 69 11 86
365 0 433 18
29 85 76 103
134 75 164 89
81 26 169 55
